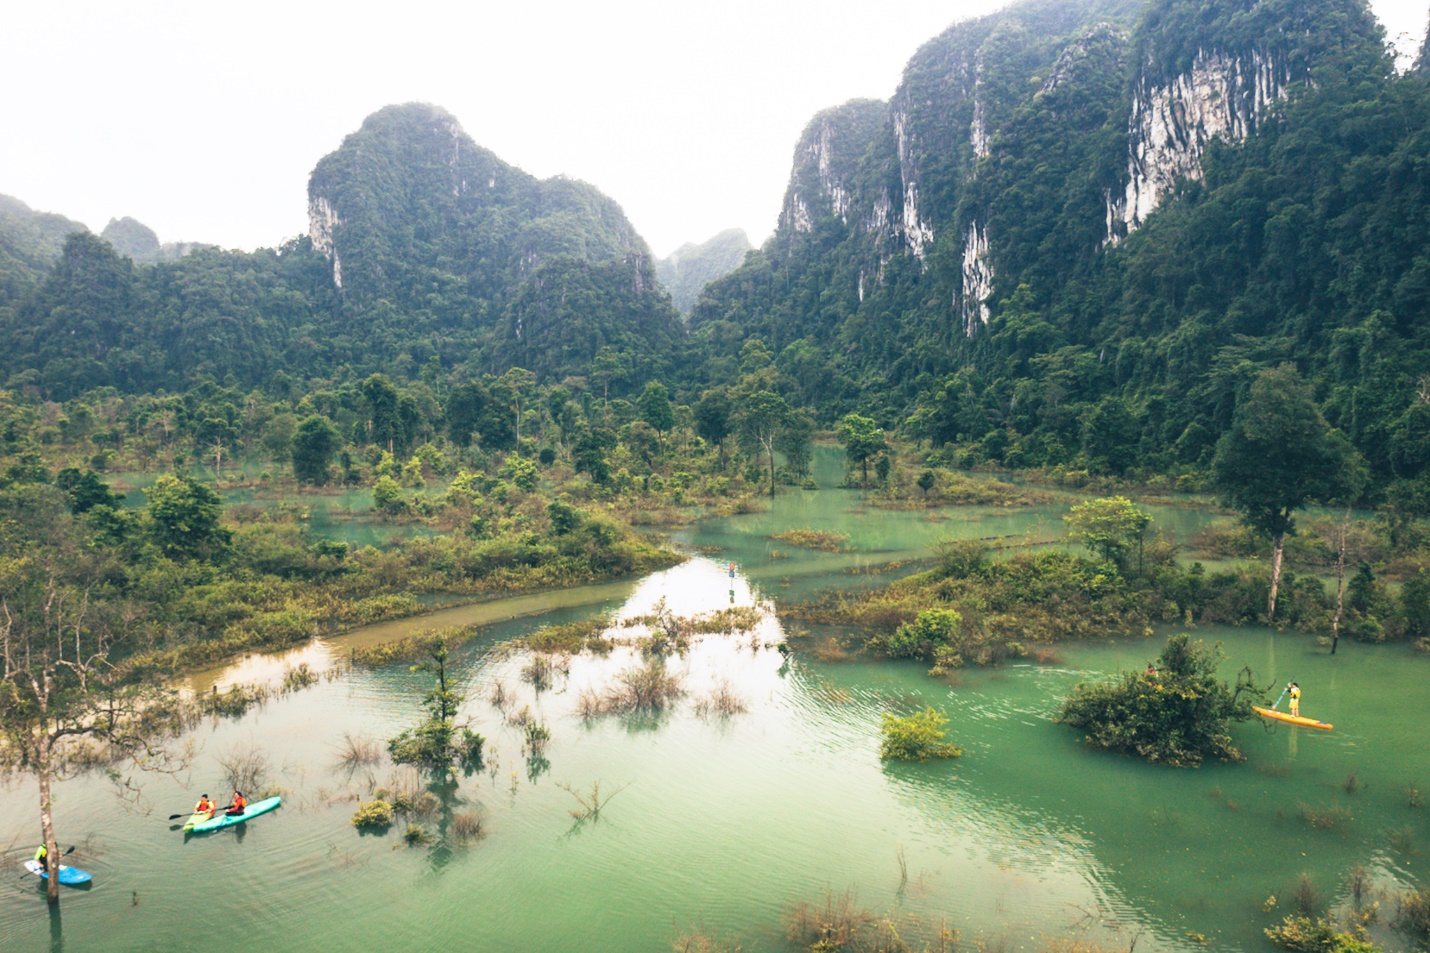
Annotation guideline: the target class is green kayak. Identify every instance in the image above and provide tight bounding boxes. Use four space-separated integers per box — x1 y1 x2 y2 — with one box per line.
182 811 211 831
189 796 282 832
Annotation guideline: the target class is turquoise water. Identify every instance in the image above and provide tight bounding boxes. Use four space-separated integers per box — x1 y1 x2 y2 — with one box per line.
2 461 1424 953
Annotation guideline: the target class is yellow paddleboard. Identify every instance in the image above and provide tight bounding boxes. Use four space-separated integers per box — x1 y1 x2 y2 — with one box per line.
1253 706 1332 730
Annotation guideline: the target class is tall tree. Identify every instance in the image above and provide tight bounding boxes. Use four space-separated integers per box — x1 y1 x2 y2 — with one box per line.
1063 496 1152 573
361 374 404 453
836 413 887 486
1212 366 1359 620
636 381 674 450
694 389 732 471
291 415 342 485
498 367 537 445
735 390 790 498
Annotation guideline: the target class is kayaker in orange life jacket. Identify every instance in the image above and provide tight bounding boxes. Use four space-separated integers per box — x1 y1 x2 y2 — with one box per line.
194 794 215 818
226 791 247 817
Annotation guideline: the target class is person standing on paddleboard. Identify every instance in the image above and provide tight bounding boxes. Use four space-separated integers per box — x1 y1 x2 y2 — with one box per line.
1288 682 1301 717
33 843 47 874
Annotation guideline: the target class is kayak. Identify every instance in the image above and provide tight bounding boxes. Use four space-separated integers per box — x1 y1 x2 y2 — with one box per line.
189 796 282 832
182 811 212 831
24 860 92 885
1253 706 1333 730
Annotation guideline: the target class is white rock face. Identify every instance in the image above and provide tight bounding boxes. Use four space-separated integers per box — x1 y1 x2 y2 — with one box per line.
308 195 342 288
785 195 813 234
894 109 935 259
779 117 857 235
1109 48 1286 242
961 220 994 333
970 58 990 159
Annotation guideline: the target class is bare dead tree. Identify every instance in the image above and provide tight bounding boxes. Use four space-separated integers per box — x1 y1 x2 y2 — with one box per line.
0 488 189 905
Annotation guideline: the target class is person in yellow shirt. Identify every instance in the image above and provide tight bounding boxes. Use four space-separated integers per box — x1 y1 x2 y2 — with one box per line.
1288 682 1301 717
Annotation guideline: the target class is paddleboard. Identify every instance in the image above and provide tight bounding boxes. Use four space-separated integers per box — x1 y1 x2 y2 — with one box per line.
1253 705 1333 730
24 860 92 885
189 796 282 832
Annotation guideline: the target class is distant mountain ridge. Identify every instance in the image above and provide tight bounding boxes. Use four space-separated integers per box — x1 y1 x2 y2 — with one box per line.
0 194 89 301
656 229 752 313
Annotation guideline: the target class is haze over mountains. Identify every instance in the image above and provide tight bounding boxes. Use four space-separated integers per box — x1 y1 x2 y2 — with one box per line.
5 0 1430 488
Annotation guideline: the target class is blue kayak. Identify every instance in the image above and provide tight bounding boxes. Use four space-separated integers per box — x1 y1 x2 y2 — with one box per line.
188 796 282 832
25 860 92 885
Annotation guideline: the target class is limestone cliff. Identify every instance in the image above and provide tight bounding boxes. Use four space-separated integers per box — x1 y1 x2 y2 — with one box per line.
1107 48 1288 242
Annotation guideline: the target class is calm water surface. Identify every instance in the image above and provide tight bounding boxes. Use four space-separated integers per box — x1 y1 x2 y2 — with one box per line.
2 461 1424 953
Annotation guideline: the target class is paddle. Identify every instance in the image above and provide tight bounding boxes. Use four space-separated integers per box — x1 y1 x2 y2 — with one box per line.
1269 681 1293 711
168 808 213 820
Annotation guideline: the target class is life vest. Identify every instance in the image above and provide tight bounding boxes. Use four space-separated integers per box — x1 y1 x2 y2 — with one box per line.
34 845 47 863
232 795 247 811
196 799 214 813
1290 686 1301 700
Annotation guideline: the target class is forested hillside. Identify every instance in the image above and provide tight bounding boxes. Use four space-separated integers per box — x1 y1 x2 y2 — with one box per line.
0 193 88 302
307 103 681 381
683 0 1430 497
6 0 1430 502
0 104 682 397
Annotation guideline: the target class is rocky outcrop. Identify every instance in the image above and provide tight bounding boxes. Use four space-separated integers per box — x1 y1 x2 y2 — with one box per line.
1108 48 1288 242
778 100 885 238
307 195 342 288
961 221 994 333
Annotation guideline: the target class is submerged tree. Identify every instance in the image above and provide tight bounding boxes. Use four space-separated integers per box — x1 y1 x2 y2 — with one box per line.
836 413 887 487
1063 496 1152 573
1058 634 1260 767
388 635 484 778
0 486 186 904
1212 366 1359 621
290 415 341 485
735 390 791 498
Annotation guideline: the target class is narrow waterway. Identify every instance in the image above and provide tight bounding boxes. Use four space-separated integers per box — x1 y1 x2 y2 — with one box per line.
2 459 1424 953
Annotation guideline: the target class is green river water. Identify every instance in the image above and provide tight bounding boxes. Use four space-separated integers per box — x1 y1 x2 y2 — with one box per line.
3 454 1426 952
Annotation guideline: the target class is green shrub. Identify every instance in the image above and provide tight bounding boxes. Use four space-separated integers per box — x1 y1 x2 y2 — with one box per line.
352 800 394 830
879 707 963 762
1058 634 1257 766
877 608 963 660
1265 916 1380 953
1401 885 1430 944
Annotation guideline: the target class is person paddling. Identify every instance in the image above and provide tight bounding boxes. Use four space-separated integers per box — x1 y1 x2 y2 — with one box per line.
194 794 216 820
1288 682 1301 717
33 843 48 874
225 790 248 817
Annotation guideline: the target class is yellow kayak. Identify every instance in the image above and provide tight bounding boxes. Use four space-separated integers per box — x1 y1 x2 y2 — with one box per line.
1253 706 1332 730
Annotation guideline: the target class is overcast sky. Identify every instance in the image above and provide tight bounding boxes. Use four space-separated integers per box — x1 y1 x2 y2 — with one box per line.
3 0 1426 258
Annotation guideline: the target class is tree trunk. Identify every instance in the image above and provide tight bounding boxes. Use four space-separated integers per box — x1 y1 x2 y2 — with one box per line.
38 736 59 905
765 436 776 498
861 457 869 486
1331 512 1349 655
1267 531 1286 621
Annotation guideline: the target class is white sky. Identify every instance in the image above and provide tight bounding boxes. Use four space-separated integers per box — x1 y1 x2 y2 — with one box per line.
2 0 1426 258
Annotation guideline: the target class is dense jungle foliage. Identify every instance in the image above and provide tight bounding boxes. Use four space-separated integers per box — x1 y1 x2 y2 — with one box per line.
4 0 1430 676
